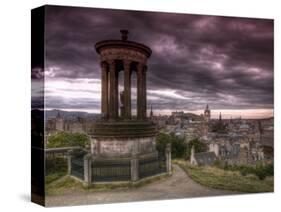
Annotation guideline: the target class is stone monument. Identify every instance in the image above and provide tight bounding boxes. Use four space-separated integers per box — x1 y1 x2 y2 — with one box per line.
68 30 171 184
90 29 158 159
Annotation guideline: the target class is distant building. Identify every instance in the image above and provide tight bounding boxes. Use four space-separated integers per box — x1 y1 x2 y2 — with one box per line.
208 136 266 165
55 111 64 131
190 146 217 166
171 111 184 117
258 117 274 163
204 104 211 122
46 111 64 133
46 111 89 135
64 117 85 133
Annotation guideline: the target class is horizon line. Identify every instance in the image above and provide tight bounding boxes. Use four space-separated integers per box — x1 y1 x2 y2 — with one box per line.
35 108 274 119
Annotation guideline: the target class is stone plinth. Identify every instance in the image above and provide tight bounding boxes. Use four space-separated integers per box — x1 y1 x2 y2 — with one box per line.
89 121 158 157
90 121 157 138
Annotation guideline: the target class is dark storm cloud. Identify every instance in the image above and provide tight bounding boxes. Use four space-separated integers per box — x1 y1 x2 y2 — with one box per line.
31 67 44 79
45 5 273 111
45 96 100 110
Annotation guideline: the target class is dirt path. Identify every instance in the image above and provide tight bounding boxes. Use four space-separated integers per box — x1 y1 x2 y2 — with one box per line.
46 164 237 206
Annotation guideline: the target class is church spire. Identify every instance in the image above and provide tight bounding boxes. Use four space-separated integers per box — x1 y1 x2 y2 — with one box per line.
204 104 211 122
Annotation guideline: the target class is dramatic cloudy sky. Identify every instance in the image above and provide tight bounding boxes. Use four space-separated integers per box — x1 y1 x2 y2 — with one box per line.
34 5 274 118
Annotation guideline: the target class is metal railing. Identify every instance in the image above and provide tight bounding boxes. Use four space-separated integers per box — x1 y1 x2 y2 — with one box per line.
69 153 168 183
139 155 166 179
91 159 131 182
70 156 84 180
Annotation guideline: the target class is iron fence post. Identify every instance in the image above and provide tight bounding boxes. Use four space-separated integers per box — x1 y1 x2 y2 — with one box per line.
67 150 73 175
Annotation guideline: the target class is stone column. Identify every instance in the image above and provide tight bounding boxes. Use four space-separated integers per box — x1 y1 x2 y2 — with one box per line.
137 63 144 120
130 155 139 182
165 143 172 175
83 154 92 185
108 60 118 120
101 62 108 119
123 60 131 119
114 66 119 119
142 66 147 119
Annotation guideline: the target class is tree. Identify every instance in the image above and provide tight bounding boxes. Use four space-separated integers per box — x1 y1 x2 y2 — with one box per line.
186 138 207 159
156 132 187 159
156 132 171 154
170 132 187 159
47 132 90 148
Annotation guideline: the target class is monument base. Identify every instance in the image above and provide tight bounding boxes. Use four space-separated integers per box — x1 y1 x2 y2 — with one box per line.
89 120 158 157
68 120 172 184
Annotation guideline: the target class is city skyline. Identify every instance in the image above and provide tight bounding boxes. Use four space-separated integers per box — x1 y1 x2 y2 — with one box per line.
45 108 273 120
32 6 274 119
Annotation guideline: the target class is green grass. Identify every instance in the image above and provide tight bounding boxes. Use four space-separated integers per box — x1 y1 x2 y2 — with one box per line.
46 173 170 196
46 176 85 196
45 156 68 185
174 160 273 193
45 172 66 184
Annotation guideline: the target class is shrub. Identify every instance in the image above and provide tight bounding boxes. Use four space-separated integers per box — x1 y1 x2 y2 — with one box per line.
156 133 171 154
213 159 224 169
186 138 207 159
170 133 187 158
254 165 266 180
46 157 67 175
240 168 248 176
254 164 273 180
263 163 274 176
215 162 274 180
47 132 90 148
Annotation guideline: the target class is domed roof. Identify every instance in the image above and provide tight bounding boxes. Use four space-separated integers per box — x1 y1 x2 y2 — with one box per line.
95 30 152 57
